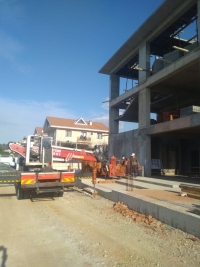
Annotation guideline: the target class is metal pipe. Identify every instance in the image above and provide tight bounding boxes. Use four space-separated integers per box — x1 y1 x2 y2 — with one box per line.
172 46 189 52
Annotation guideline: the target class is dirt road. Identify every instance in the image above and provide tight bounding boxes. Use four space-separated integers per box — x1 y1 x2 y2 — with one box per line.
0 184 200 267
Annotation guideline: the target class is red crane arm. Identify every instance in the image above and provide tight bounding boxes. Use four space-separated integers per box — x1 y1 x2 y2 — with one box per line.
9 143 26 158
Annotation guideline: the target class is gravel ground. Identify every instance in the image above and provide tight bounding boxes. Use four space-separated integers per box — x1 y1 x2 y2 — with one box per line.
0 184 200 267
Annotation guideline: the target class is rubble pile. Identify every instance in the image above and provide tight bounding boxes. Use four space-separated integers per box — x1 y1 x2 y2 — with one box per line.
98 180 116 184
113 202 163 228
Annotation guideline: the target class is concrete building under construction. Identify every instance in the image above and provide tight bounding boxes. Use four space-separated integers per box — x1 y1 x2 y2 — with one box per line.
99 0 200 177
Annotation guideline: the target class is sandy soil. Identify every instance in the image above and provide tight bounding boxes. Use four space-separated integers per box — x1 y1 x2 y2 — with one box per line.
0 184 200 267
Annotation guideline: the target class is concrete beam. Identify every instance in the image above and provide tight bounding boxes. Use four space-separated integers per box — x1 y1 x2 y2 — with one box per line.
147 49 200 88
146 113 200 135
100 0 196 75
110 85 139 108
110 49 200 109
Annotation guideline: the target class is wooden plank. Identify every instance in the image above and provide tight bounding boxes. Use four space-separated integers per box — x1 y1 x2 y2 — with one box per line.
179 184 200 191
181 188 200 195
187 193 200 200
180 187 200 193
179 183 200 199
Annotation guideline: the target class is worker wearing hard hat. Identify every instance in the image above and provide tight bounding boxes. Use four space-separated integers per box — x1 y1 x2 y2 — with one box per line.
129 153 139 177
120 155 127 165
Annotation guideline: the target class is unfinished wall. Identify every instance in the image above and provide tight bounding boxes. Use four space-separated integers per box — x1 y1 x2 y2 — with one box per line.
109 128 151 176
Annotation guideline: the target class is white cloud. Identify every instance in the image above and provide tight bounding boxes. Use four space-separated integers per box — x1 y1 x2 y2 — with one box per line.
92 114 109 127
119 121 124 130
0 98 76 143
0 97 110 144
0 97 136 144
87 97 109 126
101 97 109 110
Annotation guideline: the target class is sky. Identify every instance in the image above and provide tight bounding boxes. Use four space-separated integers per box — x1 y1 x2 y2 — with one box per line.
0 0 164 144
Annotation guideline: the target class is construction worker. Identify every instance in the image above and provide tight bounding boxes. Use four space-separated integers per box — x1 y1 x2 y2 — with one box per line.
129 153 139 177
120 155 127 165
120 155 128 175
101 160 109 178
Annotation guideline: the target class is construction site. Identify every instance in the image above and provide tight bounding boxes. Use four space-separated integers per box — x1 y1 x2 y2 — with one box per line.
1 134 200 266
1 0 200 266
99 0 200 178
1 172 200 267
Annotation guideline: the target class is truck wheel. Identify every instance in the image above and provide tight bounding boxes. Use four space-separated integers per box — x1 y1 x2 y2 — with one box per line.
16 183 24 200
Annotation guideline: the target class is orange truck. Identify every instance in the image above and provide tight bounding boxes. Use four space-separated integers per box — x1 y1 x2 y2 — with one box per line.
15 170 75 199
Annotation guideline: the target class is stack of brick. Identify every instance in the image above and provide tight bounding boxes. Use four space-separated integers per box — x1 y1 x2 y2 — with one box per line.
98 180 116 184
113 202 163 228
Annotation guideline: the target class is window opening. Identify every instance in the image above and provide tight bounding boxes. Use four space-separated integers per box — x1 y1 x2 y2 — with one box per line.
65 130 72 137
80 131 87 140
97 133 102 139
123 78 128 92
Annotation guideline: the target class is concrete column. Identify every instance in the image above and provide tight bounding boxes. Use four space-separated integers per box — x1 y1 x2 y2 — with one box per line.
137 42 151 174
138 42 151 128
145 135 151 177
139 87 150 128
138 42 150 83
109 74 119 134
198 0 200 46
137 129 151 177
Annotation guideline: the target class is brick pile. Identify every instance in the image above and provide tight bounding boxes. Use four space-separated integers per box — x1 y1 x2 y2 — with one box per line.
113 202 163 228
98 180 116 184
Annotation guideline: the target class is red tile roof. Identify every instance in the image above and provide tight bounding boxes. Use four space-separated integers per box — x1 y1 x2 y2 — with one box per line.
34 127 43 134
46 116 109 132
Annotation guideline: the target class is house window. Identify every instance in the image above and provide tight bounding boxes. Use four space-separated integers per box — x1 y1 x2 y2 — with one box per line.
65 130 72 137
80 131 87 140
97 133 102 139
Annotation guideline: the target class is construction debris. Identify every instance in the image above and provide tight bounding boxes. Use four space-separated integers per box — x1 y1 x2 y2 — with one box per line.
83 187 98 196
180 193 187 197
98 180 116 184
113 202 163 228
179 184 200 200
